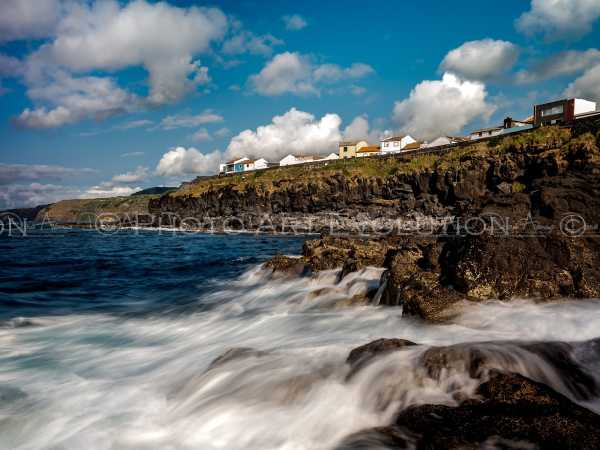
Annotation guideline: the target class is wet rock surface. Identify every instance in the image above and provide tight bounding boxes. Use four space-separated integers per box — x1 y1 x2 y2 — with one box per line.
339 337 600 449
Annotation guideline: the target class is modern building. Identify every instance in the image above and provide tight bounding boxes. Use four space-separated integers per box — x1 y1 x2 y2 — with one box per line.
534 98 597 127
356 146 381 157
380 135 416 154
338 140 368 159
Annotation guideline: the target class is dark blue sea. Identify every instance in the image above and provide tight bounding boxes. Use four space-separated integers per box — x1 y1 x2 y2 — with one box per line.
2 229 600 450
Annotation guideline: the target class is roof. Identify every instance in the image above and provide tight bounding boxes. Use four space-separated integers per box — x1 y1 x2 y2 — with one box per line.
357 146 380 153
470 126 503 134
402 142 422 150
339 140 367 146
447 136 470 142
381 135 406 142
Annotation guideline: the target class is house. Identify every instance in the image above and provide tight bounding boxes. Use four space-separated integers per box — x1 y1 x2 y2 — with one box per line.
280 153 339 166
380 135 416 154
219 157 246 175
469 126 504 140
338 140 368 159
534 98 597 127
322 153 340 161
425 136 469 148
356 146 381 157
254 158 274 170
402 141 422 151
234 157 255 172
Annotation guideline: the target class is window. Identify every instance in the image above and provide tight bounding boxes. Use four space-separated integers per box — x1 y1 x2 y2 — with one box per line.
541 104 564 117
384 142 389 148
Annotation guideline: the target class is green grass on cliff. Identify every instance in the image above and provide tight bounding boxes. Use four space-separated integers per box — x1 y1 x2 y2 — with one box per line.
162 125 586 199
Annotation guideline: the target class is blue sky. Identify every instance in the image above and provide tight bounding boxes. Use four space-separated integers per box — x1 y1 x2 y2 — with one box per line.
1 0 600 208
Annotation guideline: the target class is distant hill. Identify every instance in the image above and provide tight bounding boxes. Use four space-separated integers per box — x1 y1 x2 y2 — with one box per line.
131 187 177 196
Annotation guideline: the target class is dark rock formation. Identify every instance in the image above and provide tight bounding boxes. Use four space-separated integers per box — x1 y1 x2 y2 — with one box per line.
392 371 600 449
339 337 600 449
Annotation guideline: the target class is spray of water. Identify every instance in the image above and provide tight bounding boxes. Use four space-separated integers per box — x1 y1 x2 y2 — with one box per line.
1 266 600 450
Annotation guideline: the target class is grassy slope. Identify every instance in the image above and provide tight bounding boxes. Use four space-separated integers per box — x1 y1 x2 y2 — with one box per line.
171 126 573 198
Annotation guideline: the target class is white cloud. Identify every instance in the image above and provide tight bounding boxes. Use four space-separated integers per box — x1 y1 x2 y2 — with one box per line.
82 183 139 199
0 183 83 209
155 147 222 177
14 71 137 128
121 152 145 158
283 14 307 31
158 111 223 130
565 64 600 101
350 85 366 96
249 52 374 96
0 0 61 43
191 128 212 142
111 166 148 183
30 0 227 106
313 63 374 83
222 31 283 56
226 108 342 161
516 49 600 83
115 119 153 130
12 0 229 128
0 163 94 185
393 72 494 140
215 127 231 138
342 115 385 143
249 52 317 96
440 39 519 81
516 0 600 40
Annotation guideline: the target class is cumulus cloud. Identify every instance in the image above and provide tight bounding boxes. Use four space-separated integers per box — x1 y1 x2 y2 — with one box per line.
342 116 387 143
155 147 222 177
0 163 94 185
158 111 223 130
30 0 226 105
440 39 519 81
222 31 283 57
0 0 62 43
516 49 600 83
516 0 600 40
12 0 228 128
249 52 317 96
249 52 374 96
111 166 148 183
393 72 494 141
14 71 137 128
565 64 600 101
283 14 308 31
226 108 342 161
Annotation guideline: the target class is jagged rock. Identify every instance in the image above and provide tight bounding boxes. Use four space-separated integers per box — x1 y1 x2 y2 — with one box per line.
393 371 600 449
263 255 310 277
346 338 418 379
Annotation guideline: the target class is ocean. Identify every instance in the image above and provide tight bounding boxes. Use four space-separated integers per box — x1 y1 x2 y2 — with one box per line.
2 229 600 450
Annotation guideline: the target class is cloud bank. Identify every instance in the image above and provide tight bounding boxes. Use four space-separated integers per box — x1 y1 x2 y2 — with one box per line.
393 72 493 141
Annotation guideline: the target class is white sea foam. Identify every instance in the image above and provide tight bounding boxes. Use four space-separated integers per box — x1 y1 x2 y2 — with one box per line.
1 266 600 450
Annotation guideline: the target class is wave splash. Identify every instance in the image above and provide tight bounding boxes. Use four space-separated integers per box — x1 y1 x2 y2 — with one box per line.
2 265 600 450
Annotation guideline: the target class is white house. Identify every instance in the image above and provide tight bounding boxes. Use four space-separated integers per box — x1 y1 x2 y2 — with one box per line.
280 153 339 166
425 136 470 148
380 135 417 154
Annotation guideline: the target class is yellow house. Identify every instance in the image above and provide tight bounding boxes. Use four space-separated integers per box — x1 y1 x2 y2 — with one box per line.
356 146 381 157
338 140 368 159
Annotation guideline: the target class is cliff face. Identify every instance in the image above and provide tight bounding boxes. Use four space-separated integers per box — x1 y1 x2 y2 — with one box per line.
150 126 600 233
258 126 600 321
